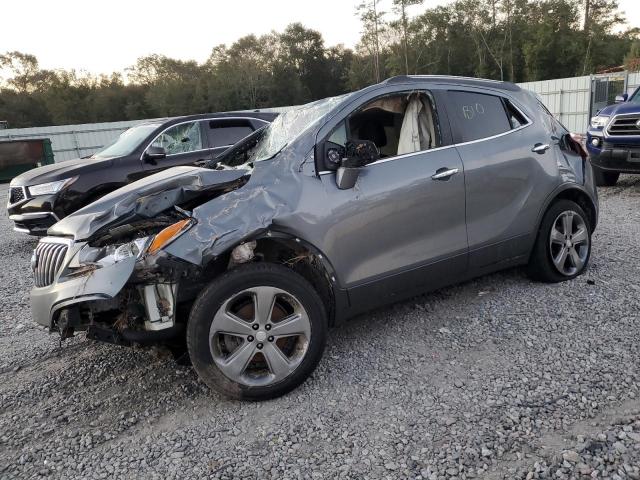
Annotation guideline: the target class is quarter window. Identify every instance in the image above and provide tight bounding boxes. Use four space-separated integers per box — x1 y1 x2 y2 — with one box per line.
151 122 203 155
207 121 255 148
328 121 347 147
505 100 528 129
449 91 514 143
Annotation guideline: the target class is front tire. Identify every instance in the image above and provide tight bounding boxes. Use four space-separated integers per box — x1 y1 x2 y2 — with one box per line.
593 166 619 187
527 199 591 283
187 263 327 400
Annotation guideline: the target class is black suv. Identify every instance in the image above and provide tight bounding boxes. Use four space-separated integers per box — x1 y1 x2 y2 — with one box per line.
7 112 277 235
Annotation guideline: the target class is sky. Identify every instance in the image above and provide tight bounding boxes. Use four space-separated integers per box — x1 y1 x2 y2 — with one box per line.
1 0 639 76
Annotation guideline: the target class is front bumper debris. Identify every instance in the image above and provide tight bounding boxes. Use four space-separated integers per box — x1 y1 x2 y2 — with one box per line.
30 248 136 329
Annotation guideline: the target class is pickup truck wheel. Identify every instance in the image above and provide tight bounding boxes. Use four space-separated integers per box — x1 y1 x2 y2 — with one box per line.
593 166 619 186
187 263 327 400
527 199 591 283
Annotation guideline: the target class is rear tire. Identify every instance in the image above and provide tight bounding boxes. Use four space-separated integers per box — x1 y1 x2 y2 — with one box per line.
187 262 327 401
527 199 591 283
593 166 619 187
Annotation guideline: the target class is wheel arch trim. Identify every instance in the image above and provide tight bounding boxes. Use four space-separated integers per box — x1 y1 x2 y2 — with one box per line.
536 183 598 237
207 228 351 326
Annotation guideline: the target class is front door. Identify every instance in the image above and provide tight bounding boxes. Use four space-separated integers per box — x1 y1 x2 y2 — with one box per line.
142 120 211 174
317 90 468 309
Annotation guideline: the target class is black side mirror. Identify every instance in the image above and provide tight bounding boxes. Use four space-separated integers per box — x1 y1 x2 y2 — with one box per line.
143 146 167 164
335 140 379 190
615 93 628 103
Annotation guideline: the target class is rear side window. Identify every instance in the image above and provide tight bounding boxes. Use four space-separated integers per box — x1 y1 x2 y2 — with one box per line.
207 120 254 148
448 91 512 143
505 100 528 128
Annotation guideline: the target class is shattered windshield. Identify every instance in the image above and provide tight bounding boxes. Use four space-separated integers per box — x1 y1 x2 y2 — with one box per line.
92 123 160 159
216 95 349 168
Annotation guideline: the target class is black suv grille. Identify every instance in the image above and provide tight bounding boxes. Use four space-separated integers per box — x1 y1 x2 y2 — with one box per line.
9 187 26 205
607 115 640 136
33 241 68 288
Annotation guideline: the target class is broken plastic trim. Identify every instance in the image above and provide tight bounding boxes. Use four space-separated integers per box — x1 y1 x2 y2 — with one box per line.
140 283 177 331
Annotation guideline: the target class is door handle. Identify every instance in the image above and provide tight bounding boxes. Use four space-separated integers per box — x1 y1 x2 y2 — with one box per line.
431 167 459 181
532 143 550 154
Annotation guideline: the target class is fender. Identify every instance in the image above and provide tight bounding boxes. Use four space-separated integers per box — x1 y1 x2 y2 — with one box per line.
536 182 598 232
526 181 599 266
249 228 352 326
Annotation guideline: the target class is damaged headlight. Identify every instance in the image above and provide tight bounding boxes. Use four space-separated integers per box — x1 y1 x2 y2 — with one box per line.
147 219 193 254
102 237 152 263
67 219 193 277
76 237 152 267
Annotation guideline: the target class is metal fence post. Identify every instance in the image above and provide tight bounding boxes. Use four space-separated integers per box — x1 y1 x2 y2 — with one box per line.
72 131 81 158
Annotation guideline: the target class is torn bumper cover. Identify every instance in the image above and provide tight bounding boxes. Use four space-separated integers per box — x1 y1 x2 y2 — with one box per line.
30 239 137 329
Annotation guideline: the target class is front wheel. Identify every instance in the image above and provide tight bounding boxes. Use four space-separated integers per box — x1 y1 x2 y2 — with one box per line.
593 166 619 187
527 199 592 283
187 263 327 400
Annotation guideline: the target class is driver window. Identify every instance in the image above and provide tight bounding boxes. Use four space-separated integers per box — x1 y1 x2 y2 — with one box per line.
348 91 440 159
151 122 203 156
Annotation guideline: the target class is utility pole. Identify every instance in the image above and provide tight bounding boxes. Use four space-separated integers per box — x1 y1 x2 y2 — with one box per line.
582 0 592 75
373 0 381 82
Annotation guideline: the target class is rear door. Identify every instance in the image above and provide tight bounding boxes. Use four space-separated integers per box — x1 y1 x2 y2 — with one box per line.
205 118 269 159
446 89 555 269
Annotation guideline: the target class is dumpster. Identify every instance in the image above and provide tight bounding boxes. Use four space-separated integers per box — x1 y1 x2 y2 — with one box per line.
0 138 54 182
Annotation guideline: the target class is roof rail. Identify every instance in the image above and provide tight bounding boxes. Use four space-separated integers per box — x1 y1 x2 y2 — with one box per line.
382 75 519 90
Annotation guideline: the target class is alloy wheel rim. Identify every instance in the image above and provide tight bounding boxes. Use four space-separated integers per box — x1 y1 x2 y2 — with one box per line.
549 210 589 276
209 286 311 387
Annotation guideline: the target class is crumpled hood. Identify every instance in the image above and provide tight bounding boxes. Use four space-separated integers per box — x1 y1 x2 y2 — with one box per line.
48 166 249 241
597 102 640 117
10 157 114 186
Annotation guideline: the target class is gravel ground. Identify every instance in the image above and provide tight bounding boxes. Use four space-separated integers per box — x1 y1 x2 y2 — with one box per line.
1 177 639 480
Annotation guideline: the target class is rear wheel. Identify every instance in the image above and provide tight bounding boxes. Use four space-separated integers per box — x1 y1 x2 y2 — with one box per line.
187 263 327 400
527 199 591 283
593 166 619 187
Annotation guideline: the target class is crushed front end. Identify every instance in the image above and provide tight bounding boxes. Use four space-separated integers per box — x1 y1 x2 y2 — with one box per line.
30 213 201 345
28 165 253 345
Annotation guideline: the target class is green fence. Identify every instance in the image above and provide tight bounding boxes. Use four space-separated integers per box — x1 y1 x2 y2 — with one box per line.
0 138 54 182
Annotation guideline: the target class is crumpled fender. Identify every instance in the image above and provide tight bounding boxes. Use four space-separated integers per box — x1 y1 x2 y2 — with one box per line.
49 166 249 241
164 150 308 266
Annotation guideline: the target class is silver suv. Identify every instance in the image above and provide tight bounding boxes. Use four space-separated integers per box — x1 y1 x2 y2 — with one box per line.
29 76 598 400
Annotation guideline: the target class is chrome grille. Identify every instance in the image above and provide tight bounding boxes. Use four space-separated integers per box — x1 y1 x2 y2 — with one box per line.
607 115 640 136
9 186 26 205
33 241 68 288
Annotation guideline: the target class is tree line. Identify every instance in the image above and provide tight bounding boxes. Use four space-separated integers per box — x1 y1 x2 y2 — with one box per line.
1 0 638 128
